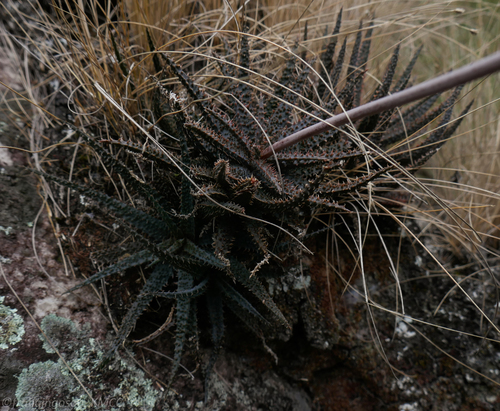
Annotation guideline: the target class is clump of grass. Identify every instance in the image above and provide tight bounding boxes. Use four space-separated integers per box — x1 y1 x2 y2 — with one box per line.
332 0 500 259
419 1 500 258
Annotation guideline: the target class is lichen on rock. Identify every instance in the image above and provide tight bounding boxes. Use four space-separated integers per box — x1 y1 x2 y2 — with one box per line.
15 314 160 411
38 313 88 354
0 295 25 349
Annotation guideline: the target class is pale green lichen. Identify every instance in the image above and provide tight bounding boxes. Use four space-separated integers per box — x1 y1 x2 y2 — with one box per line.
0 295 25 349
16 361 76 411
38 313 85 354
0 225 13 235
0 255 12 264
16 314 160 411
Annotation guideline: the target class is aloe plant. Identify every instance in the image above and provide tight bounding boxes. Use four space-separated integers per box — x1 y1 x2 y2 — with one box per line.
36 11 473 399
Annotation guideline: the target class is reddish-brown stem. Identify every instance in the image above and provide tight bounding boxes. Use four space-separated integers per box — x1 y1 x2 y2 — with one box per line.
260 51 500 160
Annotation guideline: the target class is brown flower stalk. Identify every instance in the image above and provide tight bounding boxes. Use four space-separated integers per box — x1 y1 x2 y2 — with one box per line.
260 51 500 160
